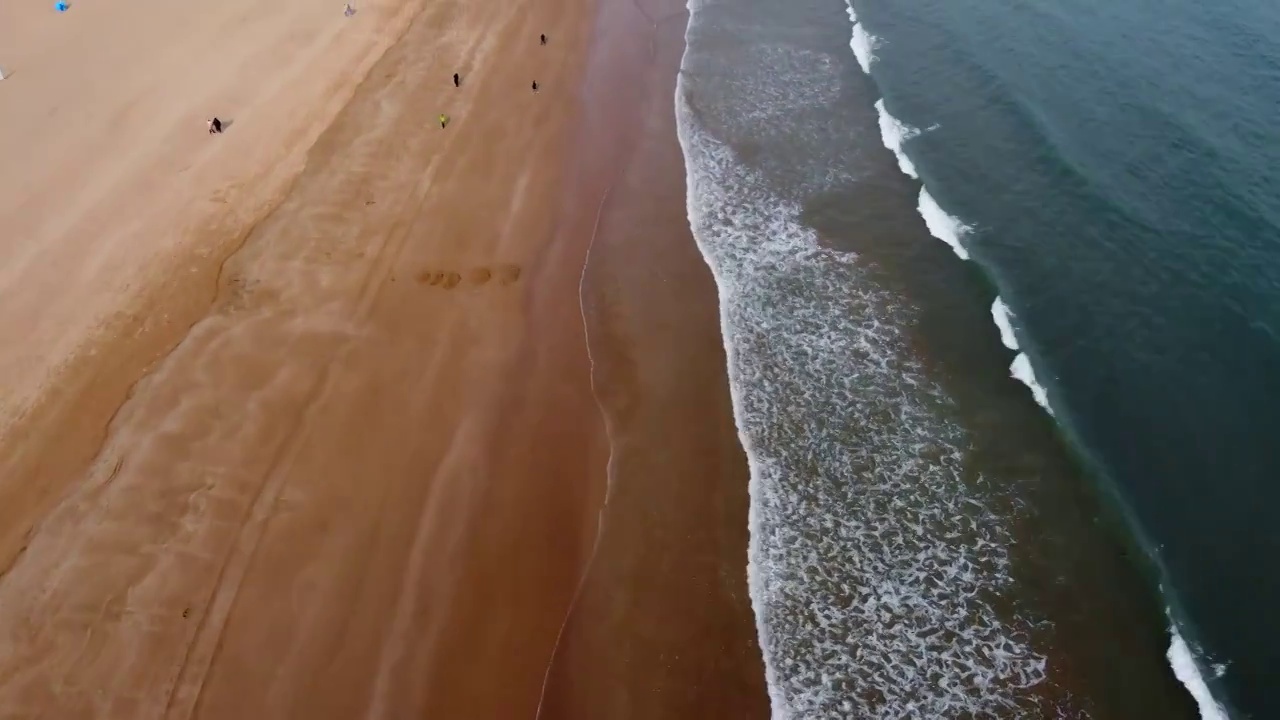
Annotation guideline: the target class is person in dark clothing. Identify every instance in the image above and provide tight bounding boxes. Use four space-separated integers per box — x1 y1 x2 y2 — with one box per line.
540 33 547 45
531 80 539 92
453 73 460 87
207 118 223 134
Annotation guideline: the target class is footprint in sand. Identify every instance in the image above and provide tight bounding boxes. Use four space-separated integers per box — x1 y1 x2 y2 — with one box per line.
209 181 245 205
495 264 522 285
414 265 522 289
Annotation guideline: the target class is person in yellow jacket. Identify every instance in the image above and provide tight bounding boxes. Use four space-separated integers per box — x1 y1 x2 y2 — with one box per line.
439 114 449 129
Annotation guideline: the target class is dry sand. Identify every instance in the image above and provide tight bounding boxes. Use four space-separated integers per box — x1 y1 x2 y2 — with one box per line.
0 0 423 577
0 0 770 713
0 0 606 715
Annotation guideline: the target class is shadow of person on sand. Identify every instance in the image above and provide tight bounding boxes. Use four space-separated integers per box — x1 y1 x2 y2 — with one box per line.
207 116 235 135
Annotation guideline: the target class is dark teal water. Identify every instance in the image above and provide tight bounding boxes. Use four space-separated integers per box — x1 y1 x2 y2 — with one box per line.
679 0 1276 715
852 0 1280 716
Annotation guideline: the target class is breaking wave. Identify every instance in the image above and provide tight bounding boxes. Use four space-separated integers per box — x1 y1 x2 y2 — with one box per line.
675 8 1054 709
992 300 1054 414
1168 627 1230 720
847 3 1234 716
874 99 920 179
847 4 879 75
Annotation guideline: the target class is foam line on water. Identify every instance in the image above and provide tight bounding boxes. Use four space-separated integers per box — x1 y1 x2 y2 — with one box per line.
846 4 878 75
1010 354 1054 414
992 300 1055 414
847 8 1237 717
845 5 1239 716
1167 627 1230 720
675 37 1051 714
991 299 1020 351
918 188 971 260
874 99 919 179
848 5 1062 421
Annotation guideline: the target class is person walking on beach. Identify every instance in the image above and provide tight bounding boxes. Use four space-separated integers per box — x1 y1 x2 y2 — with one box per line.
439 114 448 128
531 80 538 93
453 72 460 87
540 33 547 45
207 117 223 134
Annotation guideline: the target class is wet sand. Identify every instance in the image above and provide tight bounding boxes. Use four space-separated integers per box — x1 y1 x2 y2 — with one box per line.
0 0 607 715
0 0 770 712
538 0 770 715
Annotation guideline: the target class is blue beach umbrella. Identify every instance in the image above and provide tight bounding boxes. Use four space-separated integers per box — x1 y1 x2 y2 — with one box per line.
54 1 69 11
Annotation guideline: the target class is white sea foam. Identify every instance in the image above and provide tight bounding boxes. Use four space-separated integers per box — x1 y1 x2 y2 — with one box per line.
873 68 1058 416
991 299 1020 351
676 45 1052 716
874 99 919 179
1010 354 1054 414
847 2 1063 421
847 4 878 75
993 301 1055 413
716 45 841 134
916 161 1057 419
1168 628 1230 720
850 9 1034 419
918 188 971 260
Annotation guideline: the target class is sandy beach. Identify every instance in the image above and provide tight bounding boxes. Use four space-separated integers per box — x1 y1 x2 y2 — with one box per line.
1 0 606 714
0 0 767 714
0 0 423 574
539 0 770 715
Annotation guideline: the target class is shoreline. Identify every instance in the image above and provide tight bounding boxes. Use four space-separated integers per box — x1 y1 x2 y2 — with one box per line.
0 0 774 711
537 0 771 713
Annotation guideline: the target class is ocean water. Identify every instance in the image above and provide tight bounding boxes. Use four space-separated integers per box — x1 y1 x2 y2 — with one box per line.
679 0 1277 716
847 0 1280 716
